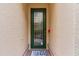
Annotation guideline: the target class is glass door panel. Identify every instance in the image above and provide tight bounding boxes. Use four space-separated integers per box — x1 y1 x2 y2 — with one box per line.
31 8 46 48
34 12 43 46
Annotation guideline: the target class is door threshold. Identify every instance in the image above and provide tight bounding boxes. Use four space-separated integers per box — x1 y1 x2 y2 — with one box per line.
31 48 46 50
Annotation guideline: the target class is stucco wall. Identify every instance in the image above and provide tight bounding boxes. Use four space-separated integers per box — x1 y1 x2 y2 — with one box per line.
49 4 74 56
0 4 28 56
74 4 79 56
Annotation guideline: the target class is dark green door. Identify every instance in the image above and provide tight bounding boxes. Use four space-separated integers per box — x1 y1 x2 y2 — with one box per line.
31 8 46 48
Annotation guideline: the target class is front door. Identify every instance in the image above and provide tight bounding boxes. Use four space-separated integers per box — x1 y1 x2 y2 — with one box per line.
31 8 46 48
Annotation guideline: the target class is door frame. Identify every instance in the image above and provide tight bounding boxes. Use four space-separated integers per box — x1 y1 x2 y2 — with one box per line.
31 8 46 49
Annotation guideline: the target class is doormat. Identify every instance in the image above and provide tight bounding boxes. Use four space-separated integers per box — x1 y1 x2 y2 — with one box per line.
31 50 48 56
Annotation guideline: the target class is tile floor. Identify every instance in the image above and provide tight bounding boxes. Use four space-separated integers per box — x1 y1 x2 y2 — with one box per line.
24 49 51 56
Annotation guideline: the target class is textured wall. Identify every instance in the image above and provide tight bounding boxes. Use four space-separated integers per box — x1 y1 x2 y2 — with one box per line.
49 4 74 56
74 4 79 56
0 4 28 55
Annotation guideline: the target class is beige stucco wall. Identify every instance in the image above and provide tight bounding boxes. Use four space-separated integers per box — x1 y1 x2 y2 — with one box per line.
0 4 28 55
49 4 74 56
74 4 79 56
27 3 49 49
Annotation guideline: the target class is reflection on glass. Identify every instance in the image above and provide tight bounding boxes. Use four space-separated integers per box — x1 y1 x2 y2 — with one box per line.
34 12 43 46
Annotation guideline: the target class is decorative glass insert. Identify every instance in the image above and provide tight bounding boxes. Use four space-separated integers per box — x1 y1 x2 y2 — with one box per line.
34 12 43 46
